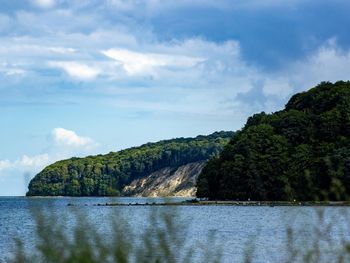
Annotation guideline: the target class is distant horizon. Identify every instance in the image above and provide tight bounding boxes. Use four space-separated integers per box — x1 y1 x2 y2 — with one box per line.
1 0 350 195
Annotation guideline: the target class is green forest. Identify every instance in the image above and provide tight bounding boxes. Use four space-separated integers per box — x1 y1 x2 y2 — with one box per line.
27 131 233 196
197 81 350 201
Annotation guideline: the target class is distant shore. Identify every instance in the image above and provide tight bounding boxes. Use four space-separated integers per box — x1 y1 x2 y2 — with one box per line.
67 200 350 207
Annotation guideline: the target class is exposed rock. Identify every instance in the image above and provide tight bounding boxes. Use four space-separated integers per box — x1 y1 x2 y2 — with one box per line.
122 161 205 197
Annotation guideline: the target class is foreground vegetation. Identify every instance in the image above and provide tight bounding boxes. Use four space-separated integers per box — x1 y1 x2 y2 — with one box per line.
27 131 233 196
10 208 222 263
197 81 350 201
8 206 350 263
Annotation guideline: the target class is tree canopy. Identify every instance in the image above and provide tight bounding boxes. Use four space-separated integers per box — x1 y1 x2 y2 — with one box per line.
196 81 350 201
27 131 233 196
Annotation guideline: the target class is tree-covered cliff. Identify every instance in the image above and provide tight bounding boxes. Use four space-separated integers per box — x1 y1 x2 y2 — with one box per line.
27 131 233 196
197 81 350 201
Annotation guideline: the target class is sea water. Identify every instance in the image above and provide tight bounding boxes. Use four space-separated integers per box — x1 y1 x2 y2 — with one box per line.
0 197 349 263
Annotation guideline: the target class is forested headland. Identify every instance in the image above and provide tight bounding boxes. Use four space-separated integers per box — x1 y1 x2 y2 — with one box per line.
197 81 350 201
27 131 233 196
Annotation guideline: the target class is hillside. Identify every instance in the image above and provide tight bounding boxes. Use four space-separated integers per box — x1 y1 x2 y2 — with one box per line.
27 131 233 196
197 81 350 201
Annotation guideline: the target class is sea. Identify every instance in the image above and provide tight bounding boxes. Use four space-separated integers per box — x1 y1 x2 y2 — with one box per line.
0 197 349 263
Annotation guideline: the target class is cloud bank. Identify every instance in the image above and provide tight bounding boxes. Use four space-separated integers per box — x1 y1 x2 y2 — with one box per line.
102 48 205 76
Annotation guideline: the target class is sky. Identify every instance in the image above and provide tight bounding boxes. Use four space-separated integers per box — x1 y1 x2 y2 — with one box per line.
1 0 350 195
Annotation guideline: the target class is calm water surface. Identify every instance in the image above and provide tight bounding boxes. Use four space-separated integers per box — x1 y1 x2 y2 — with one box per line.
1 197 349 262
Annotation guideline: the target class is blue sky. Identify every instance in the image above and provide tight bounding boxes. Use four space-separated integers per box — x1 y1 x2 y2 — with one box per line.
1 0 350 195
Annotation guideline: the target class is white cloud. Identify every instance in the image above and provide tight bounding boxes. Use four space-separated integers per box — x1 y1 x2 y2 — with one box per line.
0 153 59 196
102 48 205 76
49 61 100 80
2 12 349 119
48 47 76 54
0 154 50 172
52 127 97 149
263 78 293 99
0 160 12 171
0 128 99 195
5 68 27 76
0 128 98 170
0 61 28 77
19 154 50 168
33 0 56 8
287 42 350 90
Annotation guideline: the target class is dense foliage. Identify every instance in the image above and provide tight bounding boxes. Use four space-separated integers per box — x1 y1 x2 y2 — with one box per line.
27 131 233 196
197 81 350 201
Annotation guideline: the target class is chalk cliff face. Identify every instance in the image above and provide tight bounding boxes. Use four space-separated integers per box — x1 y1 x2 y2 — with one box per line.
122 161 205 197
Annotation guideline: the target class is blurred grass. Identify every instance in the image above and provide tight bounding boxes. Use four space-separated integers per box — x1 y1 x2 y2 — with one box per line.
283 208 350 263
10 207 221 263
9 206 350 263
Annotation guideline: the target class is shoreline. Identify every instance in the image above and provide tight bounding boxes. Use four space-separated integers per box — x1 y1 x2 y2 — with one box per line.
67 200 350 207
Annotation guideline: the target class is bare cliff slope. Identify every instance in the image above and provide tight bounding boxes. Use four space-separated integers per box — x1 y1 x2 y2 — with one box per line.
122 161 205 197
27 131 233 197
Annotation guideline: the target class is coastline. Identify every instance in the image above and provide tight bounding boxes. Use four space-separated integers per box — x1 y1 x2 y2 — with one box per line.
67 200 350 207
